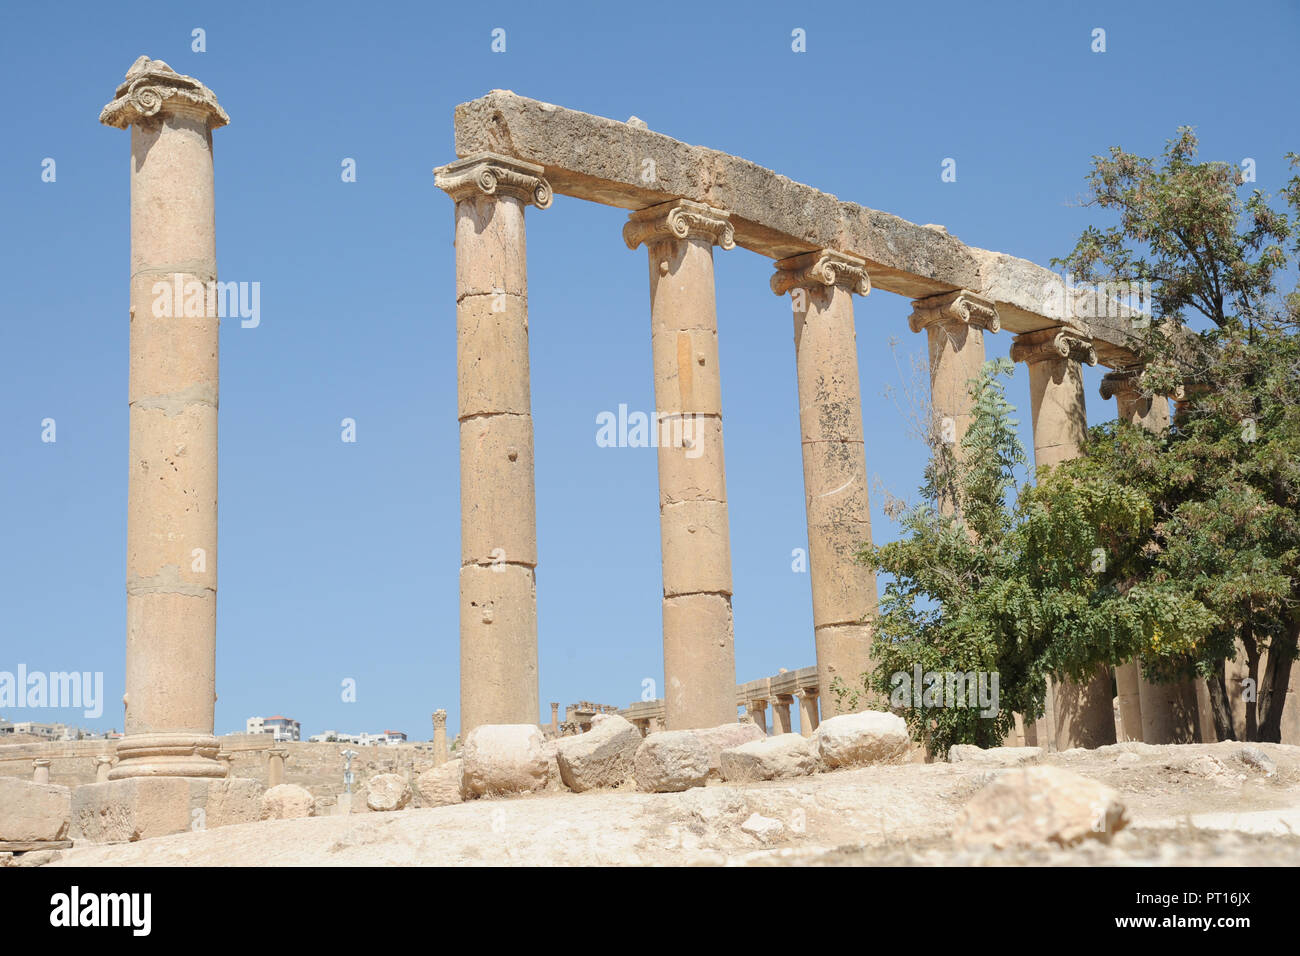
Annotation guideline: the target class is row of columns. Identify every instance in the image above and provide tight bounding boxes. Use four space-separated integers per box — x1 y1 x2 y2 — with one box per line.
98 54 1215 774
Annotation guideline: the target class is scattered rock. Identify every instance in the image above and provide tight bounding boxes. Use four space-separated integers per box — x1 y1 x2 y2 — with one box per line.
626 116 648 129
260 784 315 820
1173 755 1230 778
1115 752 1141 765
365 774 411 812
415 760 465 808
461 725 550 797
694 722 765 776
1238 746 1276 777
555 715 642 792
815 711 910 770
0 778 70 843
953 766 1128 848
633 731 711 792
948 745 1043 767
720 734 817 782
739 812 785 843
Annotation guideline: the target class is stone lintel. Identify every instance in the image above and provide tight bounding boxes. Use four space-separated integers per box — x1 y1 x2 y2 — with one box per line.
100 56 229 130
1010 326 1098 367
451 92 1155 366
434 151 553 208
908 289 1000 335
771 249 870 297
623 199 734 251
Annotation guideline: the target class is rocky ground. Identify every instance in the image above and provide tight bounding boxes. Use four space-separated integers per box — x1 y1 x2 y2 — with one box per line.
26 739 1300 867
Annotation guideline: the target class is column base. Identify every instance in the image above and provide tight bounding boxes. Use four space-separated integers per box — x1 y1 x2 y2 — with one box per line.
108 732 224 780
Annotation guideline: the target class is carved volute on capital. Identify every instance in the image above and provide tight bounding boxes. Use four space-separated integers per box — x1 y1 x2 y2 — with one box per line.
434 152 554 209
770 249 871 297
100 56 230 130
908 289 1000 335
623 199 735 251
1009 326 1098 367
1098 365 1144 402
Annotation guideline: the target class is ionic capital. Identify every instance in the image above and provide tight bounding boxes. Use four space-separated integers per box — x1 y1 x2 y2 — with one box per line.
1098 365 1143 402
100 56 229 131
434 152 553 209
623 199 735 251
770 249 871 297
1010 326 1098 367
908 289 1000 335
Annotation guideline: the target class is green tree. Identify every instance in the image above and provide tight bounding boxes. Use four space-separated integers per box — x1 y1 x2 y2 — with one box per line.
1053 131 1300 741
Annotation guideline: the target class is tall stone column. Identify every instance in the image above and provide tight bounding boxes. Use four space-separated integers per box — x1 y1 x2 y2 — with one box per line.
1101 366 1199 744
95 755 115 783
624 200 737 730
101 57 229 780
796 689 820 737
745 699 769 735
772 251 878 717
908 290 1000 462
431 709 449 766
549 702 560 738
772 695 794 735
1012 328 1117 750
435 153 552 734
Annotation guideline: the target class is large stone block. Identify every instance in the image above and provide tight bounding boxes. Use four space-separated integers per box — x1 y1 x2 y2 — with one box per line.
415 760 465 808
814 711 910 769
720 734 818 782
0 778 71 843
365 773 412 812
71 776 260 843
555 715 641 792
633 731 711 792
693 722 765 776
456 294 532 419
953 766 1128 848
260 784 315 820
461 725 549 797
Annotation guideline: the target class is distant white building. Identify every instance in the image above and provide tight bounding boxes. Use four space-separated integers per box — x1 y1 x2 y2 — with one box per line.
246 715 300 742
305 729 406 746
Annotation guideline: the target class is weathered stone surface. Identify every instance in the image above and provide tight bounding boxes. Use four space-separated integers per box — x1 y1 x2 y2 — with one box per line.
71 777 261 843
0 778 71 843
739 812 785 843
720 734 818 782
451 91 1145 367
415 760 465 808
814 711 910 769
694 722 766 775
365 774 412 812
633 731 711 792
555 715 641 792
953 766 1128 848
461 724 550 797
948 745 1044 767
260 784 315 820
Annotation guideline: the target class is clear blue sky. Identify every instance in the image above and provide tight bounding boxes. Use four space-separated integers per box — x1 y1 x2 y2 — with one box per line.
2 0 1296 739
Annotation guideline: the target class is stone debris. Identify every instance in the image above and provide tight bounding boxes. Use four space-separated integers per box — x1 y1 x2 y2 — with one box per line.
0 778 71 844
814 711 911 769
633 731 712 793
720 734 818 782
1237 746 1277 777
461 725 551 797
260 784 315 820
739 812 785 843
953 766 1128 848
415 760 465 808
948 745 1043 767
364 774 412 812
555 715 641 792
